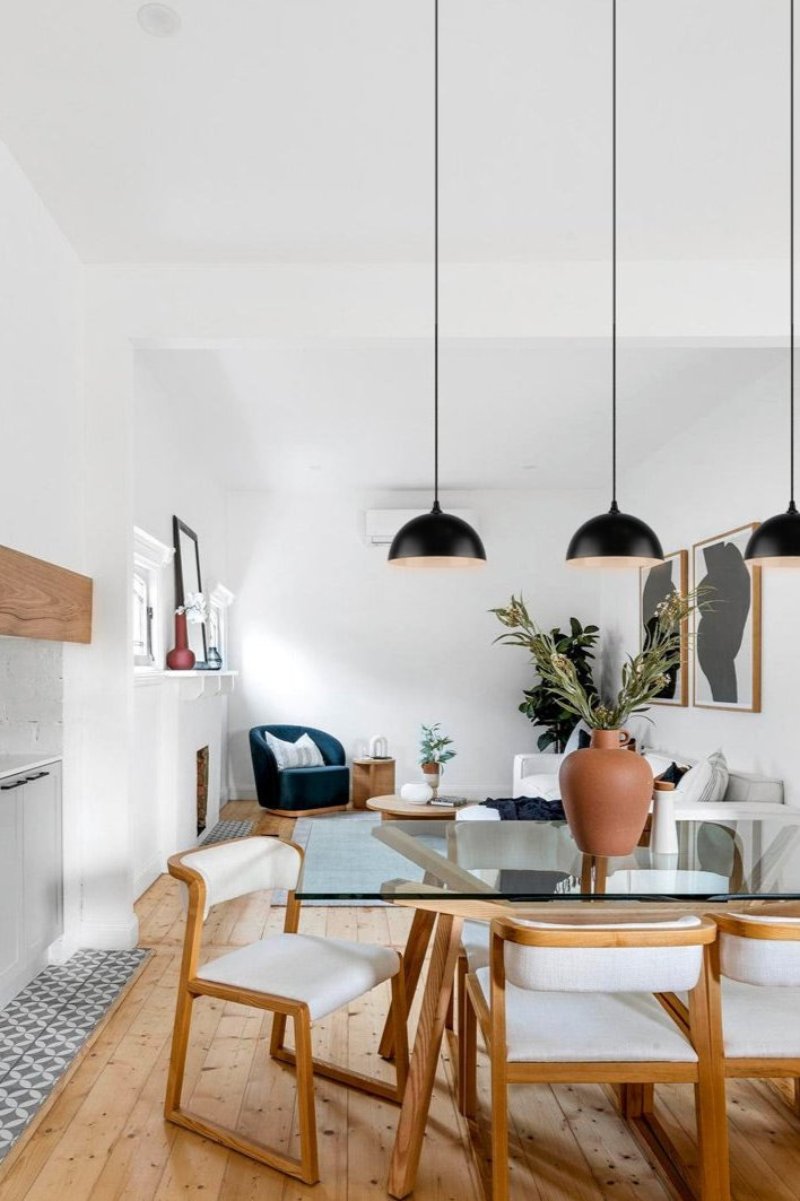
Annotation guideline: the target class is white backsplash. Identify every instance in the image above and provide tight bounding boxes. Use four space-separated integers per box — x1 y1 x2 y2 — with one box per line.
0 637 63 755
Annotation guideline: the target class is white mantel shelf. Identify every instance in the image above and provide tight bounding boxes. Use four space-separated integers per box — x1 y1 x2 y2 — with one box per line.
134 669 237 701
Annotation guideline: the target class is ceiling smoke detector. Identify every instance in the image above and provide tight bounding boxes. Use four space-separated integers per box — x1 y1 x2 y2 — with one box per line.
137 4 181 37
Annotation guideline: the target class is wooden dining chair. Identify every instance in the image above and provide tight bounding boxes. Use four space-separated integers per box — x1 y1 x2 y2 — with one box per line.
460 914 729 1201
712 912 800 1113
165 836 409 1184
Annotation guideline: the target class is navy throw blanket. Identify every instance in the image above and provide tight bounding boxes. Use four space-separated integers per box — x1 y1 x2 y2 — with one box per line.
483 796 566 822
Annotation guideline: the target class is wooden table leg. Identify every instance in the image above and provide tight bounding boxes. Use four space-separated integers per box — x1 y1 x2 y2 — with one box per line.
379 904 437 1060
388 911 464 1199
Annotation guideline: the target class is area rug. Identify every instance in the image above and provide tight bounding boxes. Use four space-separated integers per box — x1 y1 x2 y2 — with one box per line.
0 948 149 1161
201 819 253 844
289 812 426 906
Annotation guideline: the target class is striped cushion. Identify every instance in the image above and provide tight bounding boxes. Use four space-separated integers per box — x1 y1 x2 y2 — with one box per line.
675 749 728 804
265 731 325 771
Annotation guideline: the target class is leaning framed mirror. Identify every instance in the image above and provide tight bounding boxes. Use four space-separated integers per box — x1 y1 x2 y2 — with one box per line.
172 516 208 665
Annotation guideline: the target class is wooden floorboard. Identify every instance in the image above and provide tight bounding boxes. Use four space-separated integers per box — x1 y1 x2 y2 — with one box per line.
1 799 799 1200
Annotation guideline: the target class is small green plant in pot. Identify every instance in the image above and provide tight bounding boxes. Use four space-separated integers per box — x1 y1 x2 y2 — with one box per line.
418 724 455 798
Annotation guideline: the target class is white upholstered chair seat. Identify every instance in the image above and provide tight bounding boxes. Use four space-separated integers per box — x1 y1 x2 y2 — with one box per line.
718 978 800 1058
474 968 698 1063
197 933 400 1020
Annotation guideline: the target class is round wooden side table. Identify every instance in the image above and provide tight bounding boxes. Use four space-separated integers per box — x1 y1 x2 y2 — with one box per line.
366 794 467 821
352 758 396 810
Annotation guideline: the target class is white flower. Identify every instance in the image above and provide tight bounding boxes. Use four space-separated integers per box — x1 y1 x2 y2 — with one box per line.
177 592 207 624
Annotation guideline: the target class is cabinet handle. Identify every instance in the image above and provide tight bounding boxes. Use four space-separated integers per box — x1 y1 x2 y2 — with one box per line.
24 772 49 782
1 779 24 790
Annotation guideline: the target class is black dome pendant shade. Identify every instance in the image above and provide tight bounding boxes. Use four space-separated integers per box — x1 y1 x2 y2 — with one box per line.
388 0 486 569
388 501 487 569
566 0 663 570
746 0 800 568
566 502 664 570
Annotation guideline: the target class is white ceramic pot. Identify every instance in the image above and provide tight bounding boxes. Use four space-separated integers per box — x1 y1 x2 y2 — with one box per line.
400 782 433 805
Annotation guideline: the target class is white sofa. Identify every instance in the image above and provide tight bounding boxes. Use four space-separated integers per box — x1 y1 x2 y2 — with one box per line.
513 733 791 824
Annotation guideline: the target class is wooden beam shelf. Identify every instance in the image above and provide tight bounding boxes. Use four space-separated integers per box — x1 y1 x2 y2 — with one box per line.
0 545 93 644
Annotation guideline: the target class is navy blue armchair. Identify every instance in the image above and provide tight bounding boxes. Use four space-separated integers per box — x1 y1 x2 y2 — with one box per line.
249 724 350 815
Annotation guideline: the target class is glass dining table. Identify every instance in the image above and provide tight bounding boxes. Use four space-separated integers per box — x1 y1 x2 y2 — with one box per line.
294 812 800 1198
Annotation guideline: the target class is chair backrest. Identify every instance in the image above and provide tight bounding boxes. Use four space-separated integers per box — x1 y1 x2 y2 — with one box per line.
716 913 800 986
252 724 345 767
171 837 302 920
494 915 711 995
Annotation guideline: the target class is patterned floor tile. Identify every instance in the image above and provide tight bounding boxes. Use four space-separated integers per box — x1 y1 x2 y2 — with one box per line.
0 949 148 1162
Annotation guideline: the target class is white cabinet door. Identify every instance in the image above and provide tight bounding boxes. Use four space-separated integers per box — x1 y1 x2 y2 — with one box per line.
22 765 63 957
0 776 25 998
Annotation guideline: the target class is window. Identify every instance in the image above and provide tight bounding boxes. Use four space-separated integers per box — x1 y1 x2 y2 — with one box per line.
208 583 235 668
133 569 155 666
133 527 174 670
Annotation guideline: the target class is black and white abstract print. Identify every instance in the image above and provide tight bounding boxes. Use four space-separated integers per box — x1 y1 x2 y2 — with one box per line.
640 550 688 706
693 525 761 712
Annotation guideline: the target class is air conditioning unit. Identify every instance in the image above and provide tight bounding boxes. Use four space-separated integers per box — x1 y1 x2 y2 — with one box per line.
364 509 478 546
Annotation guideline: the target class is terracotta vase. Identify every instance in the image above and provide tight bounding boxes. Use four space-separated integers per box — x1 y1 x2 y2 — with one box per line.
421 761 441 797
166 612 196 670
558 728 653 856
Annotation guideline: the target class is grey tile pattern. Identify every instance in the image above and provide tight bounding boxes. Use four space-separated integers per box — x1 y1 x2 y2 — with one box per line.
201 819 253 844
0 949 148 1160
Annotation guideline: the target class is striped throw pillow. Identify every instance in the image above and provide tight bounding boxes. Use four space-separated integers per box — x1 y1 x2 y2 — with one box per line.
265 731 325 771
675 749 729 804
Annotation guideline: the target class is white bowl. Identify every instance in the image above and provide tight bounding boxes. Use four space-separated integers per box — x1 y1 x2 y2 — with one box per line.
400 782 433 805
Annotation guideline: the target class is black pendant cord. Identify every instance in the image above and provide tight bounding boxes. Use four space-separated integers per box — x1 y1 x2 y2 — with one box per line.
783 0 799 515
433 0 440 511
610 0 618 514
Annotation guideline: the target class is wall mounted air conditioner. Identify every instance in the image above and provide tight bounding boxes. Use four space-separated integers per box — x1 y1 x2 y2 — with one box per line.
364 509 478 546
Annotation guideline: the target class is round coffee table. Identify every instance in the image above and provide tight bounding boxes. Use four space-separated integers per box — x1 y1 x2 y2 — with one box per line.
366 794 468 821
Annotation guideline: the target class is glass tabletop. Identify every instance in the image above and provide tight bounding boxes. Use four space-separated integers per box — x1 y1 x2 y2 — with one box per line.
295 814 800 902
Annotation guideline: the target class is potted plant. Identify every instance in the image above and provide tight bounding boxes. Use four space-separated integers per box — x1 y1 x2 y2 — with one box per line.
490 598 600 752
418 724 455 798
494 589 704 855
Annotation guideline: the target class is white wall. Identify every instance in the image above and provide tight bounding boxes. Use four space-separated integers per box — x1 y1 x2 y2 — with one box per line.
226 486 605 799
133 352 230 649
0 141 91 951
598 358 800 801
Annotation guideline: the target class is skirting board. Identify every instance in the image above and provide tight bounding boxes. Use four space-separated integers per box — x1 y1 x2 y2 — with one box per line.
73 915 140 952
229 783 510 803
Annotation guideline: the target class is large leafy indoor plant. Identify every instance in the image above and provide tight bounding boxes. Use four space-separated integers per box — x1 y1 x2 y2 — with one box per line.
490 598 599 751
491 589 704 857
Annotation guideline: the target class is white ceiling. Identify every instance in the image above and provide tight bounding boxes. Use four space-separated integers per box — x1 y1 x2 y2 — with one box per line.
0 0 790 263
134 341 784 492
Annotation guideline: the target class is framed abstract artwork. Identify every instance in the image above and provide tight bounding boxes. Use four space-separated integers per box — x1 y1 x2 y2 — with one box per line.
639 550 689 706
692 524 762 713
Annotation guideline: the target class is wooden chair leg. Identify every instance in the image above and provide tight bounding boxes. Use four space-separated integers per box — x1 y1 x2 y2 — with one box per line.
294 1009 320 1185
164 989 194 1117
490 1051 509 1201
458 975 477 1119
270 1010 288 1059
391 969 410 1095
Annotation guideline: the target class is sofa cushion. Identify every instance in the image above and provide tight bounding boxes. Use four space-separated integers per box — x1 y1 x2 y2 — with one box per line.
674 750 729 804
265 730 324 770
514 772 563 802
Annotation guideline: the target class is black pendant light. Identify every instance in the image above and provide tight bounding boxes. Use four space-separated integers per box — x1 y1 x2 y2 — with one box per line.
388 0 486 569
745 0 800 566
566 0 663 570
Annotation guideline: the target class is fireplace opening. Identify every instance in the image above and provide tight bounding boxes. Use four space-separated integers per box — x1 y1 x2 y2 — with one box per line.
196 746 209 835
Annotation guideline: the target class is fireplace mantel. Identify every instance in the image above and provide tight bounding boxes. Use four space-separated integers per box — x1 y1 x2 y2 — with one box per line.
134 669 236 702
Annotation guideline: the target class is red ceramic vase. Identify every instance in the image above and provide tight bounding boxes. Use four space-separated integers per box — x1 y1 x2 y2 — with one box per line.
558 728 653 856
166 612 196 670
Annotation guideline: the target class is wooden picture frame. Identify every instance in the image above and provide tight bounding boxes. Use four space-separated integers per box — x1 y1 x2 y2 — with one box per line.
639 549 689 706
172 516 208 665
692 523 761 713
